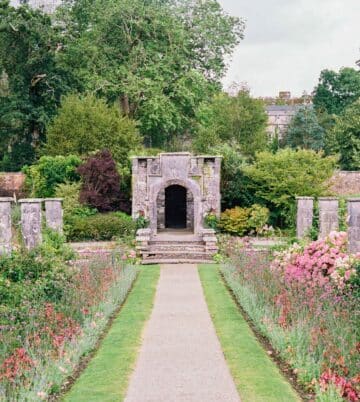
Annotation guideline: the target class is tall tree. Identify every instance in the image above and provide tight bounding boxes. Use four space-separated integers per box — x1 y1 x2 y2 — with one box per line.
284 106 325 151
331 99 360 170
45 93 141 164
0 1 72 170
193 90 268 156
313 67 360 115
58 0 244 147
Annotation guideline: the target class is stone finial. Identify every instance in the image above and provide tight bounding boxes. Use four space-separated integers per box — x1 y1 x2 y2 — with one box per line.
19 199 43 250
0 197 13 255
347 198 360 253
44 198 63 234
296 197 314 238
318 197 339 239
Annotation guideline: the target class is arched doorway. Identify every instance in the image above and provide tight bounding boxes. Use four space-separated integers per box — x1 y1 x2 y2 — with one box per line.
165 185 187 229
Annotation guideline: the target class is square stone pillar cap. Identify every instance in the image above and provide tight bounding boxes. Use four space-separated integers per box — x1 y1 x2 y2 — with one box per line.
347 198 360 202
18 198 43 203
44 198 63 202
318 197 338 200
295 196 314 200
0 197 14 202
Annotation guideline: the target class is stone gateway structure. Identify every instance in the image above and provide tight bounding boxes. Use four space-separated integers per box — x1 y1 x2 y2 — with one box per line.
132 152 221 263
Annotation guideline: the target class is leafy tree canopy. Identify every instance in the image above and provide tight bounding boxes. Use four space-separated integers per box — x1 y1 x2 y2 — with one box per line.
57 0 245 147
284 106 325 151
0 1 73 170
193 90 268 156
45 93 141 164
244 148 337 226
313 67 360 115
331 99 360 170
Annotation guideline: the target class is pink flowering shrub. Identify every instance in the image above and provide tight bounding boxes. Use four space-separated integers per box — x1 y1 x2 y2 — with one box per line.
221 231 359 401
271 232 358 290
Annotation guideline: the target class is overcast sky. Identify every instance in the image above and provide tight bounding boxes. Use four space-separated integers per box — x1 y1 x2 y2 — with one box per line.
219 0 360 97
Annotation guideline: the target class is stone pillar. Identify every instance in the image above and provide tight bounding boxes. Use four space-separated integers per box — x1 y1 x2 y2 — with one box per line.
45 198 63 233
0 197 13 255
347 198 360 253
19 199 42 250
318 197 339 239
296 197 314 238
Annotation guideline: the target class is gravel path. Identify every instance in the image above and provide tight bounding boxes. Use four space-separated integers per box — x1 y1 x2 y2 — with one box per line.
124 264 241 402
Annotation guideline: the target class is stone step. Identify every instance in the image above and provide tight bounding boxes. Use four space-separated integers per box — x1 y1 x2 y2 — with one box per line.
142 258 216 265
149 241 204 246
145 250 210 258
148 245 206 252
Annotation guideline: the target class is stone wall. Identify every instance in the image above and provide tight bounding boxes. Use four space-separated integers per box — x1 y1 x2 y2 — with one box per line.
0 172 26 197
132 152 221 236
329 171 360 196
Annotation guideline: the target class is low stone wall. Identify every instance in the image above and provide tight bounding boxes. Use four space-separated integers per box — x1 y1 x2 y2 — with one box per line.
0 172 26 197
329 171 360 196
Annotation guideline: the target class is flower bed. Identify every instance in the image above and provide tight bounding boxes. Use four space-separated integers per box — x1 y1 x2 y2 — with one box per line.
0 232 138 400
221 232 360 401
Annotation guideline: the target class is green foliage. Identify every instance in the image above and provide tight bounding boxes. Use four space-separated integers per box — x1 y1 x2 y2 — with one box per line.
247 204 270 233
244 149 337 226
204 212 219 231
284 106 325 151
219 204 270 236
194 91 268 156
135 215 150 230
209 143 257 210
219 207 250 236
46 94 141 164
0 1 74 170
58 0 244 147
66 212 136 242
54 181 97 228
0 230 74 307
313 67 360 115
331 99 360 170
22 155 81 198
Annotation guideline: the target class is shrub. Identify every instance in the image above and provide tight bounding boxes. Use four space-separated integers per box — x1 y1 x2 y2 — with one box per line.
219 204 270 236
247 204 270 233
244 148 337 227
219 206 250 236
22 155 81 198
45 93 141 165
331 99 360 170
66 212 136 241
284 106 325 151
54 182 96 217
77 150 127 212
209 143 257 209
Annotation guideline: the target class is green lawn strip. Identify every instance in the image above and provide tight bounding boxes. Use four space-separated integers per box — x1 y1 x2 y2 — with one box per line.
198 264 301 402
64 265 160 402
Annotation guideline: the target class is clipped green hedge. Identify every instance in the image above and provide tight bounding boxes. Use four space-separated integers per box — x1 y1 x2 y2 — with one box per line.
66 212 136 242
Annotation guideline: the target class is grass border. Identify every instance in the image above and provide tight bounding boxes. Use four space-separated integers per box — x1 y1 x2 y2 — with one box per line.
198 264 301 402
63 265 160 402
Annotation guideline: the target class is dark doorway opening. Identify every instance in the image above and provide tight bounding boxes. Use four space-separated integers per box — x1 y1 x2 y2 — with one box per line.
165 185 187 229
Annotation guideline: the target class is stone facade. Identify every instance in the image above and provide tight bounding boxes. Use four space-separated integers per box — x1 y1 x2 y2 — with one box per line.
318 197 339 239
45 198 63 233
296 197 314 238
19 199 42 250
347 198 360 253
0 198 13 255
265 105 300 139
132 153 221 236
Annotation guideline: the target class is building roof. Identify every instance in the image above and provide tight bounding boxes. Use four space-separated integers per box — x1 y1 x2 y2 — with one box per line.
265 105 301 112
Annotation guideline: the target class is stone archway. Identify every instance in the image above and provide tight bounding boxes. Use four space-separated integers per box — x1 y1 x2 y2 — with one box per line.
151 178 200 235
156 184 194 231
